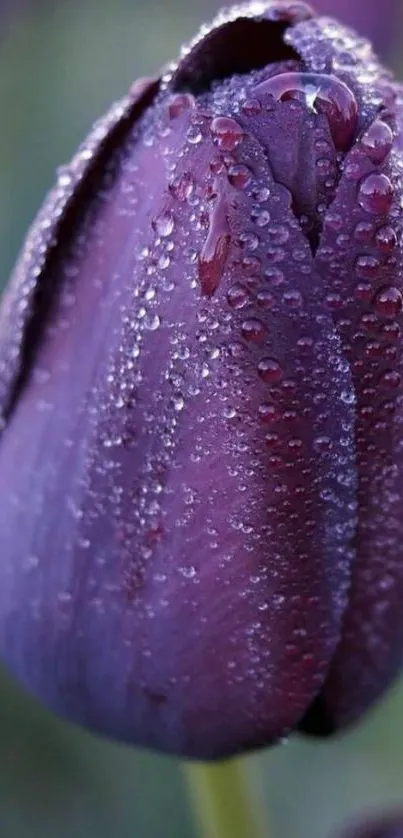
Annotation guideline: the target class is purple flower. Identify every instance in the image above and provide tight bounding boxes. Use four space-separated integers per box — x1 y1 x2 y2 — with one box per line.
0 0 403 759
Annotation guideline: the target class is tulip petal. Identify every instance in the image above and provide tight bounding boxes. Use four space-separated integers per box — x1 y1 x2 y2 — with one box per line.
0 76 159 429
296 32 403 732
0 8 359 759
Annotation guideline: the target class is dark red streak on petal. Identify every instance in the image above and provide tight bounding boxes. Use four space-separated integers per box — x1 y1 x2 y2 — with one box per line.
198 178 230 296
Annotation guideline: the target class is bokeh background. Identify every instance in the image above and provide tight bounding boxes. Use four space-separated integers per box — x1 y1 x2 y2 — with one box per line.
2 2 403 836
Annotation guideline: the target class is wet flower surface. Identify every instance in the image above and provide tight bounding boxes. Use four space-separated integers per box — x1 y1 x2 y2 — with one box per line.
0 1 403 759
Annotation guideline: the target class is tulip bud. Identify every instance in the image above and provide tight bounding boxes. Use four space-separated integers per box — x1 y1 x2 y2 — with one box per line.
0 1 402 760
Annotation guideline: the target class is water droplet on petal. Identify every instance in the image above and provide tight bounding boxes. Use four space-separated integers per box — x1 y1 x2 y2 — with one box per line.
241 318 267 343
169 171 194 201
354 221 375 243
380 369 401 388
152 211 174 237
211 117 244 151
258 403 279 423
254 72 358 151
361 120 393 164
227 284 249 310
227 164 251 189
144 313 161 331
241 97 262 116
373 285 403 319
256 289 275 309
355 254 381 278
257 358 284 383
375 225 397 253
358 174 394 215
168 93 195 119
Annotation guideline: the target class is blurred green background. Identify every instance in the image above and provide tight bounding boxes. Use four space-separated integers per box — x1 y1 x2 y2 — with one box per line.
2 2 403 837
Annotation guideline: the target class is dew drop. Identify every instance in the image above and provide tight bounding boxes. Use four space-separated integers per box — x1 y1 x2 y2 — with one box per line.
355 282 372 301
210 157 224 175
283 289 303 307
211 117 244 151
158 254 170 270
358 174 394 215
375 225 397 253
297 336 314 351
253 209 271 228
223 405 237 420
241 318 267 343
227 163 251 189
179 565 197 580
258 358 284 383
187 126 202 145
239 232 260 252
258 403 279 423
173 395 185 412
326 292 343 310
168 93 195 119
253 72 358 151
169 171 194 201
373 285 403 319
227 284 249 310
316 157 334 175
144 313 161 331
256 289 275 309
364 338 382 357
380 369 401 389
359 312 379 332
253 186 271 203
241 97 262 116
314 435 333 452
355 254 381 278
287 437 303 455
265 432 279 448
152 211 174 238
379 321 401 341
361 120 393 164
354 221 375 243
341 389 355 405
268 225 290 245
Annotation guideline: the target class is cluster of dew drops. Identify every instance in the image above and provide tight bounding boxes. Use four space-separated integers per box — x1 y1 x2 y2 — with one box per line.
43 7 403 642
100 54 366 623
14 3 403 696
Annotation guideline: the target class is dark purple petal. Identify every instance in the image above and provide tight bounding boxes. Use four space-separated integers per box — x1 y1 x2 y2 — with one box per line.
0 3 359 759
0 76 159 426
2 0 403 759
293 17 403 734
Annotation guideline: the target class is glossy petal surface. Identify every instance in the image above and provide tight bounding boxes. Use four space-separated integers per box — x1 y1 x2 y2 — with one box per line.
0 3 358 759
1 1 403 759
294 19 403 735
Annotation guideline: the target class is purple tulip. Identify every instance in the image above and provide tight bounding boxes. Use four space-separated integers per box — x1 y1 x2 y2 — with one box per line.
0 0 403 760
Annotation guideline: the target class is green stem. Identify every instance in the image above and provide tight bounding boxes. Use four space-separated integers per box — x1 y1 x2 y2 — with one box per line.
183 758 268 838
